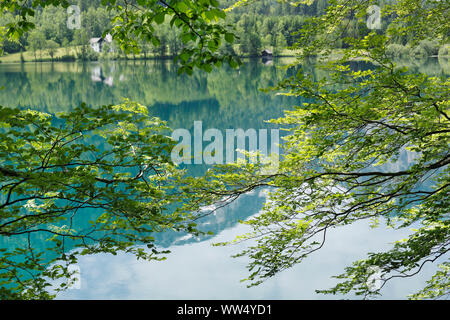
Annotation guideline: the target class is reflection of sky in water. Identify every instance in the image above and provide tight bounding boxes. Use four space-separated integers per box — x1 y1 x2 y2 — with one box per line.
1 60 446 299
55 198 442 300
55 147 445 300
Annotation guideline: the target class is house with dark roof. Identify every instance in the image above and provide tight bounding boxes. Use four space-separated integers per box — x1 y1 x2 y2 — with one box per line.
261 49 273 57
89 34 113 53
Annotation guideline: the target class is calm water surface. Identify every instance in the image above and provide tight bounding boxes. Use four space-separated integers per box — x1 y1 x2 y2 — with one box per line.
0 58 446 299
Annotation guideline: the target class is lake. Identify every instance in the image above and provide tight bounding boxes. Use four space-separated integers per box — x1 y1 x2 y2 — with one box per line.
0 58 447 299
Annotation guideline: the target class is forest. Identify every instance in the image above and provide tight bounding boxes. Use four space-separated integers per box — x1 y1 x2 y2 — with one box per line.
1 0 444 62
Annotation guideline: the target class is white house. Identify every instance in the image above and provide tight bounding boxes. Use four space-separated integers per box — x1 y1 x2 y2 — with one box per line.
89 34 113 53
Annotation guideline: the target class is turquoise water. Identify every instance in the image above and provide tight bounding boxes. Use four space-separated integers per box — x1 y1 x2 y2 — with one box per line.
0 58 445 299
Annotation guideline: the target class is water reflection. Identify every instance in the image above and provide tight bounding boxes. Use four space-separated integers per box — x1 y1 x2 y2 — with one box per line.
56 202 441 299
0 57 446 299
91 65 115 86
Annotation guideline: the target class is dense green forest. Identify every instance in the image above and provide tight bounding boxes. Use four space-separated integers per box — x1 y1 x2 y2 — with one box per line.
1 0 443 61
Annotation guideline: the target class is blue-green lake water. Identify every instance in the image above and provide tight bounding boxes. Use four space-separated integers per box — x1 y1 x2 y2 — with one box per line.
0 58 447 299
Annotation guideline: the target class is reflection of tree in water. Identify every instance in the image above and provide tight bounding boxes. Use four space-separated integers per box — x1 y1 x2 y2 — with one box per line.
0 57 446 298
0 59 293 297
0 59 297 123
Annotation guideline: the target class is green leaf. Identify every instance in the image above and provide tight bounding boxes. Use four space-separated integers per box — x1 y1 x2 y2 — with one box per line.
153 12 165 25
175 1 189 13
224 32 234 44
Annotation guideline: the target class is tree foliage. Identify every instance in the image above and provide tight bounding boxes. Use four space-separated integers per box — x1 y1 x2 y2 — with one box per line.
0 0 241 72
186 0 450 299
0 0 448 300
0 100 207 299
